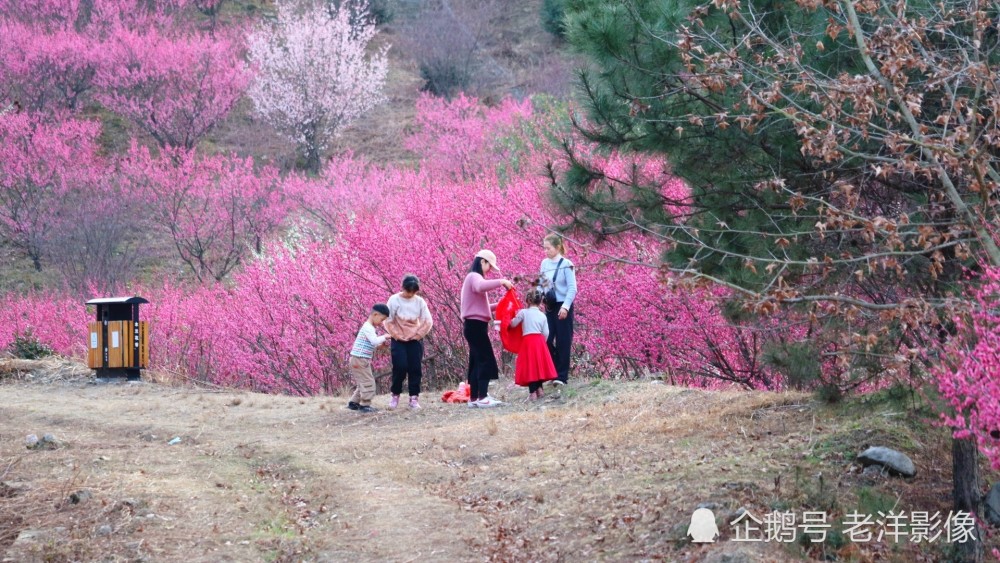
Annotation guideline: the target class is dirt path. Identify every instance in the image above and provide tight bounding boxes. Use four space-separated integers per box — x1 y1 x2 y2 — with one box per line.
2 372 987 562
3 381 496 561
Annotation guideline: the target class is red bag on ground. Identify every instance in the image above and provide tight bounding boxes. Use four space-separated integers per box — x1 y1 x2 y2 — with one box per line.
495 288 523 354
441 382 471 403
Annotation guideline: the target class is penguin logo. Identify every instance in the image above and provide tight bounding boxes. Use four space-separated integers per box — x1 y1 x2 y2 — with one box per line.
688 508 719 543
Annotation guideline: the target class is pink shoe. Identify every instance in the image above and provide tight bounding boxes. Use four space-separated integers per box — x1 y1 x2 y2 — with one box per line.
408 396 421 410
388 394 400 410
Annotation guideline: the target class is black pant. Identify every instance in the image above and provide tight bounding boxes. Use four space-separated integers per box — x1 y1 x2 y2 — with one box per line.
528 381 543 393
546 302 574 383
390 340 424 397
463 319 497 401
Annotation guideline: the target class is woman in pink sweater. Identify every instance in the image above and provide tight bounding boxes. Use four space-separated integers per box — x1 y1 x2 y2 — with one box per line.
461 249 513 407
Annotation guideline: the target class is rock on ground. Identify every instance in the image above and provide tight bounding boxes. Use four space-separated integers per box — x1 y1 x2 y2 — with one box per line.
857 446 916 478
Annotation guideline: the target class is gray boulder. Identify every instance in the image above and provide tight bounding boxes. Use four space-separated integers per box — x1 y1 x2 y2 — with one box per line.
857 446 916 477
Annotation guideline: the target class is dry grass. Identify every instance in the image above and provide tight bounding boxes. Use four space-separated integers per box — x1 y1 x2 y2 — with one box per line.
1 361 997 562
0 358 91 384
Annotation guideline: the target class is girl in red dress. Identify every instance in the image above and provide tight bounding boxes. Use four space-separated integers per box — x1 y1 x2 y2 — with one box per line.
509 290 557 400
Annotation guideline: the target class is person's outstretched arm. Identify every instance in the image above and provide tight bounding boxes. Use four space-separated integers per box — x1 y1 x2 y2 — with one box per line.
509 309 525 328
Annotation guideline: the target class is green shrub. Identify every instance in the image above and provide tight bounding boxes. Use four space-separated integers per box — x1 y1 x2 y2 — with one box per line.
419 60 472 99
10 330 54 359
761 341 822 390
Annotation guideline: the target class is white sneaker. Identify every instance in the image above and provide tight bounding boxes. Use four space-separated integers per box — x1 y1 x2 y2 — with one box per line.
467 400 479 408
476 397 504 408
552 380 566 387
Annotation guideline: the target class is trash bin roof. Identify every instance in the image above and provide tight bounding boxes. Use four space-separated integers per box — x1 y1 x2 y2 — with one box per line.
85 296 149 305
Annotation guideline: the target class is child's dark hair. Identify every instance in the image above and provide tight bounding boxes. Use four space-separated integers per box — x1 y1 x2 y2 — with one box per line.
525 289 544 306
401 274 420 293
372 303 389 316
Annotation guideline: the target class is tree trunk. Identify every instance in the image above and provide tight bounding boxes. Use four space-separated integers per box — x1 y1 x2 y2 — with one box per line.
953 436 983 562
302 125 323 175
305 147 321 176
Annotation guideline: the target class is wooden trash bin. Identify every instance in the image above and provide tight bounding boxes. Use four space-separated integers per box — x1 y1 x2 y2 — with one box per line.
86 296 149 380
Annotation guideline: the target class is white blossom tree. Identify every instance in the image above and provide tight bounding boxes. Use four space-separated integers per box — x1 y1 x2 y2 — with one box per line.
248 1 388 173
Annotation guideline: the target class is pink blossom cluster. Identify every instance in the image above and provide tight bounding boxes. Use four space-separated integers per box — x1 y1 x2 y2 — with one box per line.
0 113 102 266
128 95 780 393
937 265 1000 469
0 0 248 147
246 0 388 171
122 145 287 282
0 110 286 286
0 293 88 357
95 27 249 149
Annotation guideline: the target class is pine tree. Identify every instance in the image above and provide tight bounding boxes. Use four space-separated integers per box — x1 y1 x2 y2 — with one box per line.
556 0 1000 377
560 2 1000 555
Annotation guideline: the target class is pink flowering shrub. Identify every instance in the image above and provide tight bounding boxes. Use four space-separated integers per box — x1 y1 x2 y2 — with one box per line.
0 0 247 155
0 112 103 270
936 265 1000 470
0 23 97 113
405 93 534 180
0 93 785 396
95 28 249 149
0 293 88 357
123 145 287 282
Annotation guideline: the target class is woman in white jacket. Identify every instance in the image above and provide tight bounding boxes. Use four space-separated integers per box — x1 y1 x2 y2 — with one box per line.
537 233 578 385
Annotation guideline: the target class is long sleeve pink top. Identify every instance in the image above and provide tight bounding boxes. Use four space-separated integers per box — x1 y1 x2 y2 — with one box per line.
460 272 507 322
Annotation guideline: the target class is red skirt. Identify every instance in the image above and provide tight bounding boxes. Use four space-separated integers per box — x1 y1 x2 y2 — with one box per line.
514 333 557 387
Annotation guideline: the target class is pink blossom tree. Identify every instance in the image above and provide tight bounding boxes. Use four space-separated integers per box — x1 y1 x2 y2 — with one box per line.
405 93 533 181
123 146 286 283
44 171 147 295
0 0 234 118
0 0 194 31
95 28 249 149
247 0 388 173
0 112 102 271
0 23 97 113
0 0 95 32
